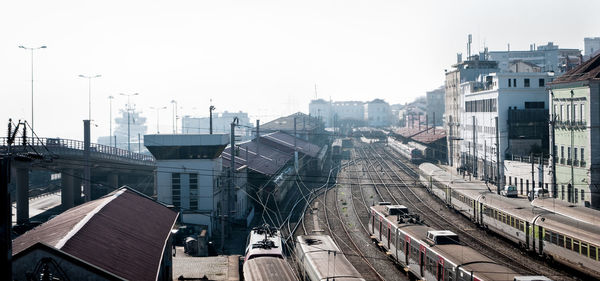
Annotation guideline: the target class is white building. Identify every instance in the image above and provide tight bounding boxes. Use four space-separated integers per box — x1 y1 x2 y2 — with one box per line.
308 99 332 127
584 37 600 56
487 42 581 74
145 134 230 236
97 108 148 152
182 111 253 141
460 72 554 185
365 99 391 127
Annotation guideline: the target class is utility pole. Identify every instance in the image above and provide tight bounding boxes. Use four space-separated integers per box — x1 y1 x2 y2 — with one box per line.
550 93 557 198
83 120 91 202
223 117 238 253
531 152 535 200
449 115 453 167
209 105 216 134
18 45 47 131
570 90 575 203
138 133 141 153
256 120 260 157
108 96 114 146
294 116 298 171
472 116 476 177
495 116 501 194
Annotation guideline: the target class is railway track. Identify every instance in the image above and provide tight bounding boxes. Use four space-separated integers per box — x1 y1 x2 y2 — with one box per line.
358 141 575 280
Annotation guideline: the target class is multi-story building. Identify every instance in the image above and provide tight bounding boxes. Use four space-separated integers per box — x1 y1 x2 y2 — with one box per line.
426 86 445 126
488 42 581 74
445 55 499 168
460 72 554 188
549 53 600 208
584 37 600 57
97 108 148 152
365 99 391 127
182 111 253 141
308 98 392 128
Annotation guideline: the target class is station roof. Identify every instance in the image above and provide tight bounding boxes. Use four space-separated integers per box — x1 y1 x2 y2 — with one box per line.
13 187 178 281
145 134 229 159
222 139 292 176
392 127 446 144
261 112 321 132
261 131 321 158
551 52 600 84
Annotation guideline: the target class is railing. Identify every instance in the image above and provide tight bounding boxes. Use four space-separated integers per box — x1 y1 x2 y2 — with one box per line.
506 153 549 165
555 120 587 129
0 137 154 164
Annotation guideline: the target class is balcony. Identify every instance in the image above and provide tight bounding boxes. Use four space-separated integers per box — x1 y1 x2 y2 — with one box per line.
581 160 587 167
573 159 580 166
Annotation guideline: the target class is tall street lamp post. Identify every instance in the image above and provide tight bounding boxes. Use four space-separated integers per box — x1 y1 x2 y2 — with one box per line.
150 106 167 134
108 96 114 147
78 74 102 121
18 45 47 131
170 100 178 134
119 93 139 151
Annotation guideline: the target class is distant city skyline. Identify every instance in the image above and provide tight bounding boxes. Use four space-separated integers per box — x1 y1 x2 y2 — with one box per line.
1 0 598 140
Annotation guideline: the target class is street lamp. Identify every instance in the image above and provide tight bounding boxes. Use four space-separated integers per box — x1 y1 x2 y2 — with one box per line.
18 45 47 131
119 93 139 151
78 74 102 121
170 100 178 134
149 106 167 134
108 96 114 147
209 105 216 134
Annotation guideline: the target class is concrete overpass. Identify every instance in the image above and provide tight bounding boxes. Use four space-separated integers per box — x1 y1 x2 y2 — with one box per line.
1 137 155 224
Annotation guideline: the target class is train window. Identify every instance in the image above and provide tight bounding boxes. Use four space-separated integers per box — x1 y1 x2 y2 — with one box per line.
544 230 552 242
566 237 572 250
591 245 597 260
551 233 558 244
558 234 565 248
519 221 525 231
573 240 580 253
581 243 588 256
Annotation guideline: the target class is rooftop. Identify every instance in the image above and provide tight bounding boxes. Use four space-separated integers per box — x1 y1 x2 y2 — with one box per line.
13 187 179 281
261 112 321 132
550 52 600 84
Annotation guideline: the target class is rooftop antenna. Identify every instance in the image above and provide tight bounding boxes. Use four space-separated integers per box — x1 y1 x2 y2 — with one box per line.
467 34 472 58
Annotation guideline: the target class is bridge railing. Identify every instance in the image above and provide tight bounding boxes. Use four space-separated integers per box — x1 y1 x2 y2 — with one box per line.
0 137 155 164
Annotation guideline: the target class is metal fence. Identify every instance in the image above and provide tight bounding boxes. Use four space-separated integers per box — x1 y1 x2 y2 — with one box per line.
0 137 155 165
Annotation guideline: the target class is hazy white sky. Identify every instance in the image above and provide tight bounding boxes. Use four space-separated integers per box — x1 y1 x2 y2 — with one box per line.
1 0 598 140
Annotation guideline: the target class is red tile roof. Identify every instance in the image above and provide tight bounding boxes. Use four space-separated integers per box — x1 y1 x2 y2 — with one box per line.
551 53 600 84
392 127 446 144
13 188 178 281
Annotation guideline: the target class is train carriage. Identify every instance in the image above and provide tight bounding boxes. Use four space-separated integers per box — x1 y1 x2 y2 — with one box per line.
295 235 365 281
368 204 546 281
418 163 600 279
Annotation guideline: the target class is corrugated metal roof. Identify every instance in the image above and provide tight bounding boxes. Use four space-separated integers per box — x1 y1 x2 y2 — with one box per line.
13 188 178 281
392 127 446 144
222 140 292 176
551 52 600 84
261 113 320 132
261 132 320 158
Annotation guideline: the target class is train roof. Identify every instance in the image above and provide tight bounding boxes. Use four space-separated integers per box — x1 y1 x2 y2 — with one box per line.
371 205 521 281
296 235 365 281
245 227 283 259
537 212 600 246
243 257 298 281
532 198 600 225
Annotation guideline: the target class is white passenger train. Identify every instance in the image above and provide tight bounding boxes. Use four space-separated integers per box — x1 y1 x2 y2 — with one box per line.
295 235 365 281
369 203 550 281
244 224 298 281
419 163 600 279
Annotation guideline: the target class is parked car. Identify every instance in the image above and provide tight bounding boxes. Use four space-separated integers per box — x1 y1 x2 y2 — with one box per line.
532 187 550 199
500 185 518 197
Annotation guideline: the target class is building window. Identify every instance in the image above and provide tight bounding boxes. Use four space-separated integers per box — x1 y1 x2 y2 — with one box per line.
172 173 181 208
561 146 564 159
580 104 585 122
575 189 579 203
582 190 585 201
574 148 578 161
567 105 571 121
568 147 571 160
560 105 564 121
539 78 545 87
581 148 585 163
525 102 544 109
508 79 512 87
513 79 517 87
561 185 565 200
190 173 198 210
574 104 578 121
524 78 530 87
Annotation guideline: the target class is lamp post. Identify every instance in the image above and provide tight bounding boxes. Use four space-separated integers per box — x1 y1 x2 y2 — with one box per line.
170 100 178 134
108 96 114 147
150 106 167 134
18 45 47 131
78 74 102 121
209 105 216 134
119 93 139 151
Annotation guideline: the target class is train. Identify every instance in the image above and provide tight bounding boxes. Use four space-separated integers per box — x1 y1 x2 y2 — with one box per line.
295 235 365 281
387 138 425 163
418 163 600 279
369 203 551 281
243 224 298 281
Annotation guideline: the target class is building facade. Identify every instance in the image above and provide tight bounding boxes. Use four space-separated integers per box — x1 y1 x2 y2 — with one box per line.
488 42 581 74
445 56 499 168
549 54 600 207
426 86 445 126
460 72 554 187
182 111 253 141
365 99 391 127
